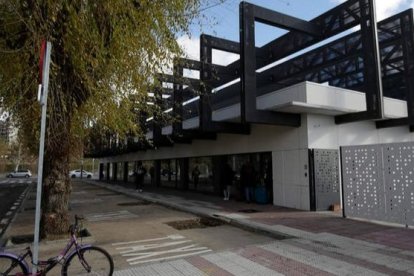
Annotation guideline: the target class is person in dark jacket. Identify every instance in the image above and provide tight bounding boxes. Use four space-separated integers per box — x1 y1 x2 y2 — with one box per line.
240 160 256 203
220 163 235 200
134 161 146 192
192 165 201 190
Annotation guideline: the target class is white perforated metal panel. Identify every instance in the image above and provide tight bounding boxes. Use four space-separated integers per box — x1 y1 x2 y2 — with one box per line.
341 142 414 227
383 143 414 226
341 145 385 221
314 149 340 210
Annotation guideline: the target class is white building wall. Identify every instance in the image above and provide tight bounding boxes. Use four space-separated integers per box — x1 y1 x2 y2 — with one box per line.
272 149 310 210
100 112 414 212
101 115 311 210
307 114 414 149
102 118 309 163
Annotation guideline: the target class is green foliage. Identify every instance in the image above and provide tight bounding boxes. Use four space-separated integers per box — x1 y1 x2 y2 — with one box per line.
0 0 201 157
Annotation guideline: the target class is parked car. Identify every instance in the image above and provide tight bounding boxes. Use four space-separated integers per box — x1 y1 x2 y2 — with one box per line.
69 169 93 178
7 169 32 178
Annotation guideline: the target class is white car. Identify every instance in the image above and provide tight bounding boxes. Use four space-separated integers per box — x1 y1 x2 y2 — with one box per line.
69 170 93 178
7 169 32 178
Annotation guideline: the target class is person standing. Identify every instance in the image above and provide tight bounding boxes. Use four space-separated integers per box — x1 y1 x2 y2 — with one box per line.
135 161 146 192
264 160 273 203
220 163 234 200
240 160 256 203
192 165 201 190
149 166 155 186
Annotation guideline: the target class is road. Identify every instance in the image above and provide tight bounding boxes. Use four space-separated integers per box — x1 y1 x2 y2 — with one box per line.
3 180 414 275
7 181 274 275
0 178 32 238
72 182 274 272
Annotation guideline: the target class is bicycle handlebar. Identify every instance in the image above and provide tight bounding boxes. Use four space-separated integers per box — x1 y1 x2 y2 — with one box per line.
69 215 85 235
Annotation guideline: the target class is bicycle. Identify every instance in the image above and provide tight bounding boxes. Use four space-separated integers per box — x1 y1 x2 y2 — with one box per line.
0 215 114 275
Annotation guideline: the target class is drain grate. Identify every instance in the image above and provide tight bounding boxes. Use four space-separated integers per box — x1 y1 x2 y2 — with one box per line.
166 218 224 230
11 235 33 244
238 209 260 213
9 229 91 245
117 201 151 206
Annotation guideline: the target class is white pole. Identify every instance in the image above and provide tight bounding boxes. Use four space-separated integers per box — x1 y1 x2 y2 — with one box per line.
33 41 52 273
92 158 95 178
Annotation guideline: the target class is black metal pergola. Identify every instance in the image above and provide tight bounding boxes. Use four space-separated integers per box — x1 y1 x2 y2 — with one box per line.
87 0 414 157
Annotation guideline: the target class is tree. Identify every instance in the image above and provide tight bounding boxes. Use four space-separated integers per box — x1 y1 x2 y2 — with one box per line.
8 130 36 171
0 0 202 237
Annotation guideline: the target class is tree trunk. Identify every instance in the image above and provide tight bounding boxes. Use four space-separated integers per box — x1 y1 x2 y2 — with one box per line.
40 84 73 238
41 156 71 238
14 144 21 171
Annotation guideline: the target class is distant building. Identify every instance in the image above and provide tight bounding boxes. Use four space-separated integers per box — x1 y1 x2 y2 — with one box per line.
0 118 11 143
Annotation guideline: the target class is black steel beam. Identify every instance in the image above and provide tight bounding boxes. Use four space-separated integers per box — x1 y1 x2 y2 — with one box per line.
240 1 301 126
173 61 184 135
173 129 217 141
376 118 408 129
335 0 384 124
152 87 173 147
203 34 240 53
253 9 409 99
400 10 414 130
375 10 414 131
253 3 321 36
177 58 201 71
208 0 363 85
255 0 363 69
200 34 251 133
172 57 203 142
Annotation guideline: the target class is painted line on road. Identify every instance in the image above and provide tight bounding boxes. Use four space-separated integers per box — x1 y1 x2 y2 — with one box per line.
86 210 138 222
113 234 212 266
113 235 186 246
70 198 103 204
129 249 213 265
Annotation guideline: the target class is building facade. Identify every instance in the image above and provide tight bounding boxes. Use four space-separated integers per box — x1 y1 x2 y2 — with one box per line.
90 0 414 225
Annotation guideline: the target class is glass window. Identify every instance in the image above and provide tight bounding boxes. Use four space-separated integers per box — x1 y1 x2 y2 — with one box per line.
127 162 135 183
117 162 123 181
109 163 113 180
189 157 213 192
227 152 272 202
142 160 154 185
160 159 178 188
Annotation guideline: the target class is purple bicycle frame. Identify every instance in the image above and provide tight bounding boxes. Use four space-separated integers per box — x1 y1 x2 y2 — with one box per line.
1 233 92 275
2 251 30 273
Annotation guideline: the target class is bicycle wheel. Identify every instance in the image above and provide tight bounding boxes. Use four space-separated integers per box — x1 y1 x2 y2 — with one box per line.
62 246 113 276
0 255 28 276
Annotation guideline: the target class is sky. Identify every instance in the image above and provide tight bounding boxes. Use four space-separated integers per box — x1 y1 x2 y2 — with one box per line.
177 0 414 66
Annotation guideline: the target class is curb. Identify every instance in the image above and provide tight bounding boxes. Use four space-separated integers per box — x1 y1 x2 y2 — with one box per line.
0 183 33 246
86 180 292 241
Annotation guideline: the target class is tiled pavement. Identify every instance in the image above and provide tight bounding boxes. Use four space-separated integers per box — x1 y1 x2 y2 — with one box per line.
114 236 414 275
89 180 414 275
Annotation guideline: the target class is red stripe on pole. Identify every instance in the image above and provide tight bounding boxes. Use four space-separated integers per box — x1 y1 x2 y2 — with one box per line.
39 40 46 84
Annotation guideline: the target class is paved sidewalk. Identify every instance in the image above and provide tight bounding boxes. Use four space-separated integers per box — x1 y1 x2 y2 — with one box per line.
90 180 414 275
2 179 414 275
